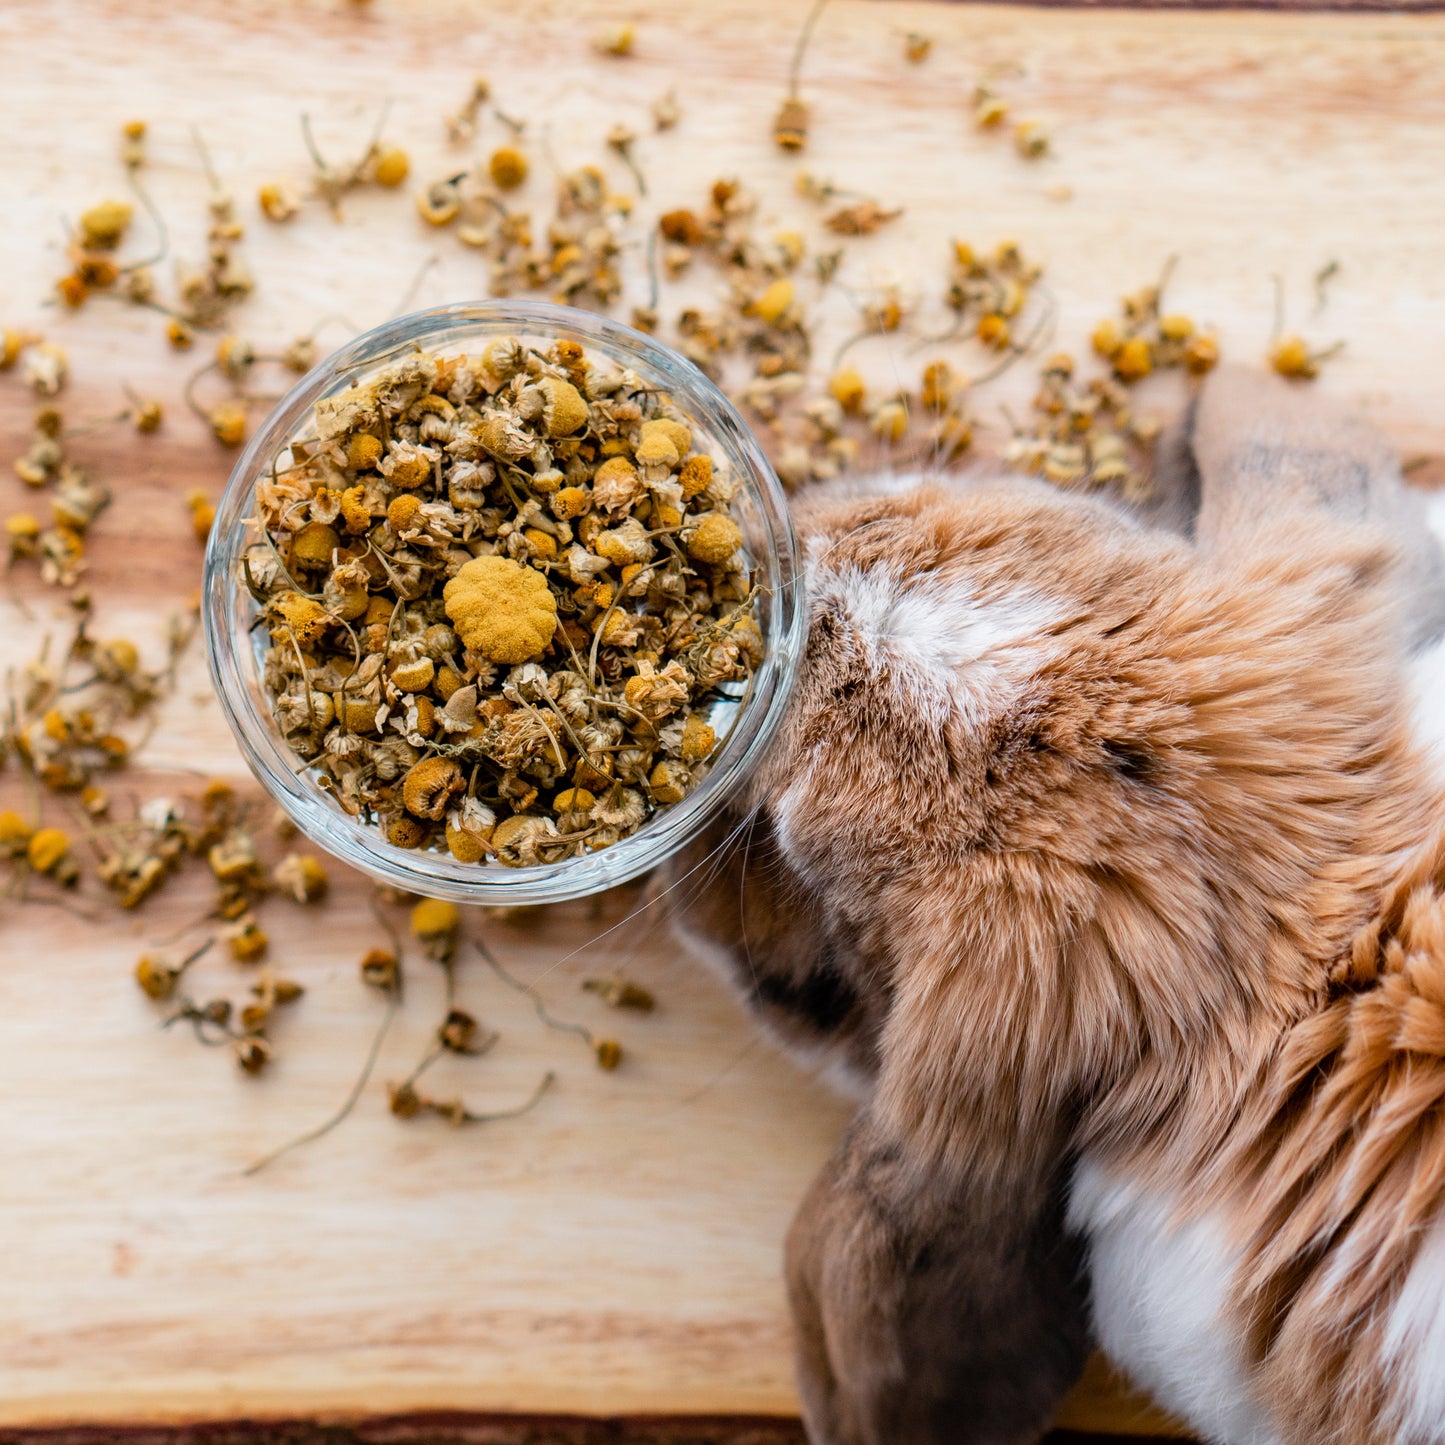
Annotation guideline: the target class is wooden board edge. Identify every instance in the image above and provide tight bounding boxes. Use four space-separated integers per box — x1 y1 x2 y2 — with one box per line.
0 1415 1198 1445
915 0 1445 11
0 1412 809 1445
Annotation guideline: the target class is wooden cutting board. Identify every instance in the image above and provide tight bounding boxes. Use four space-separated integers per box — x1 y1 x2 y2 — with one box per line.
4 0 1443 1435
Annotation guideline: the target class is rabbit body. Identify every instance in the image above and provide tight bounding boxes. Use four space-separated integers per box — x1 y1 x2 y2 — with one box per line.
671 370 1445 1445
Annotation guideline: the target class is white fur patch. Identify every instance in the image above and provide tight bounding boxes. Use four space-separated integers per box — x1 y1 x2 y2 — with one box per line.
1069 1158 1279 1445
806 555 1062 727
1408 492 1445 785
1381 1211 1445 1442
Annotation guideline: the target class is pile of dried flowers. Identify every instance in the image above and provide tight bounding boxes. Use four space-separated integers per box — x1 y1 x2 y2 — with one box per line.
248 339 759 866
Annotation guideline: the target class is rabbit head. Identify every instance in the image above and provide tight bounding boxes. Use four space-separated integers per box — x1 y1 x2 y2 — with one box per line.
744 474 1182 906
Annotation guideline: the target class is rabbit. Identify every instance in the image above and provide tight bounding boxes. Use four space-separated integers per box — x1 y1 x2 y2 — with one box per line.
669 365 1445 1445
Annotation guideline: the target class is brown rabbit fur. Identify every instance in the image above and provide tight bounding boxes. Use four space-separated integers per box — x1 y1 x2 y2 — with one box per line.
672 370 1445 1444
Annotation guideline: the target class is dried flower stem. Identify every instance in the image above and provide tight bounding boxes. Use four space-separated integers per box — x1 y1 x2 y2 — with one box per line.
788 0 832 99
474 936 594 1049
452 1069 555 1124
242 987 399 1176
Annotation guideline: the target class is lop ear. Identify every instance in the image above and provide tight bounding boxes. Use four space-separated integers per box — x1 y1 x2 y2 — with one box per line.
785 879 1110 1445
1186 365 1445 652
786 1100 1090 1445
676 813 1097 1442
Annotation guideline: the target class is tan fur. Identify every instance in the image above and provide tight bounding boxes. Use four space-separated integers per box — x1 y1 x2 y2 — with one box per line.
1195 824 1445 1443
674 371 1445 1444
775 479 1427 1178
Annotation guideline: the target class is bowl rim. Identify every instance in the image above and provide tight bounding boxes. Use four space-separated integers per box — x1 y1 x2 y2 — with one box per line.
202 299 803 904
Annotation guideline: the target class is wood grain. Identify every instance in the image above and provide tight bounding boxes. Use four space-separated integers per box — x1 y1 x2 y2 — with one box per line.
5 0 1443 1435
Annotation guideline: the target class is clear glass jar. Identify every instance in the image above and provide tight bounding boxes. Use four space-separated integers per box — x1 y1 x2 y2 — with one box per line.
203 301 802 905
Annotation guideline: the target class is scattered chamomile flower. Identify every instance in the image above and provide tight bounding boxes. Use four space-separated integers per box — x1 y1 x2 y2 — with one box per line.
592 23 634 55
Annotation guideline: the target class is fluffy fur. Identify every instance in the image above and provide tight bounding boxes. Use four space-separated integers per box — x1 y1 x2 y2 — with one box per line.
670 367 1445 1444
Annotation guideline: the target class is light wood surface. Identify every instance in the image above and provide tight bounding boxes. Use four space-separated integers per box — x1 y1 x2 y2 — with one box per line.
5 0 1444 1434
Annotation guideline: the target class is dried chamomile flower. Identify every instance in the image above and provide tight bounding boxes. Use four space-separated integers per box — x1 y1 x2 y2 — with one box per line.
371 147 410 188
1184 332 1220 376
1113 337 1152 383
773 94 810 151
445 77 491 144
439 1007 487 1054
135 953 181 1000
186 489 216 543
207 401 248 447
402 756 466 820
216 334 254 380
870 400 908 444
411 897 461 960
623 659 690 720
446 796 496 862
243 969 304 1038
258 182 301 222
904 32 932 63
416 177 463 227
749 278 795 326
444 556 558 663
583 973 655 1012
134 938 213 1002
23 344 67 396
78 199 134 251
0 812 34 856
680 513 737 564
273 851 329 903
1013 121 1050 159
228 916 269 963
489 146 528 191
976 313 1010 350
235 1035 272 1075
824 200 901 237
360 947 401 993
649 759 690 803
592 24 634 55
675 715 713 764
7 513 42 559
57 274 88 309
652 89 680 131
120 119 147 170
828 366 866 414
209 829 260 885
1 329 28 369
1269 333 1340 381
27 826 72 876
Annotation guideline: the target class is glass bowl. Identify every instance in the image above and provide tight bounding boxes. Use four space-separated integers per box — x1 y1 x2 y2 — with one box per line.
203 301 802 905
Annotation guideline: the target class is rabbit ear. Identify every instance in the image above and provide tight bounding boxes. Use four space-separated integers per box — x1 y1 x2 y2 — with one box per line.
1185 365 1445 651
1132 392 1202 541
786 1100 1089 1445
1190 364 1396 533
